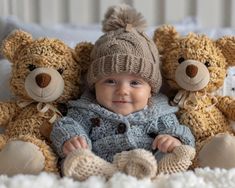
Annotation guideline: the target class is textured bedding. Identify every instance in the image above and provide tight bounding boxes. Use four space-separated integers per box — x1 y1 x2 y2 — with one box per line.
0 168 235 188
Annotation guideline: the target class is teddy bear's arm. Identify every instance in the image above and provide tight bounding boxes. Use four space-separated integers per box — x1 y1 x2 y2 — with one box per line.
0 102 20 127
216 96 235 120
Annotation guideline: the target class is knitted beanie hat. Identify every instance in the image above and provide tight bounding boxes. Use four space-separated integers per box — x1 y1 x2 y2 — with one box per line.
87 4 162 93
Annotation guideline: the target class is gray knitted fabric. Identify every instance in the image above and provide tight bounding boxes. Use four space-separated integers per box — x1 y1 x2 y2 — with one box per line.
51 90 195 162
86 5 162 94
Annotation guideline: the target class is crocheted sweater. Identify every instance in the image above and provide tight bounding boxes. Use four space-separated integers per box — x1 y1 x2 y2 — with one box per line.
51 91 195 162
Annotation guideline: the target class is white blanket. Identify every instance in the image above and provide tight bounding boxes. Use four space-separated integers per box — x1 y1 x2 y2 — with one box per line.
0 168 234 188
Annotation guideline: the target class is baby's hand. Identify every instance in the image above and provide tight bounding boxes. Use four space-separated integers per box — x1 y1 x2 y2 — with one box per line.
63 136 88 156
152 134 181 153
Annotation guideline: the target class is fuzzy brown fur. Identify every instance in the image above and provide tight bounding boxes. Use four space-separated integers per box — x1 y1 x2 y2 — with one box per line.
154 25 235 168
0 30 93 174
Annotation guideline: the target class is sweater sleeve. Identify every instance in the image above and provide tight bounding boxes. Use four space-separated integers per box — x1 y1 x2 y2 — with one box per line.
50 108 92 158
148 113 195 147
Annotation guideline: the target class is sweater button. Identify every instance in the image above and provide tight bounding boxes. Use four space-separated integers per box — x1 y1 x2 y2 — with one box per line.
90 117 100 127
117 123 126 134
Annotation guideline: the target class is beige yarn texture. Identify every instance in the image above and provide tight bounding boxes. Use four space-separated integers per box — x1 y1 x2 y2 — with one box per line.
0 30 93 174
113 149 158 179
154 25 235 168
63 149 118 181
63 146 195 180
158 145 196 174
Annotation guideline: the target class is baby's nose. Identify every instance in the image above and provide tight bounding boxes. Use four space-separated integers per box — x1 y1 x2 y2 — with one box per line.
116 84 129 95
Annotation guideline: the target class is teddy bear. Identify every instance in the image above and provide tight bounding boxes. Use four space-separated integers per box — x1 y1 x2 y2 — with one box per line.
0 30 93 175
153 25 235 169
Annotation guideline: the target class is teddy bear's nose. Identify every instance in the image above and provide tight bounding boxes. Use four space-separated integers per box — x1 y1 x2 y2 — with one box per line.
35 73 51 88
186 65 198 78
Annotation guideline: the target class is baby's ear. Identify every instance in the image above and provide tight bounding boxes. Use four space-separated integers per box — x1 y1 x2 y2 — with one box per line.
74 42 94 73
1 30 33 62
153 25 179 55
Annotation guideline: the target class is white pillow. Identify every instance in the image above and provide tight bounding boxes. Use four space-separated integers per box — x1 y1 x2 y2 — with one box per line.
0 59 13 101
0 16 201 48
0 16 103 49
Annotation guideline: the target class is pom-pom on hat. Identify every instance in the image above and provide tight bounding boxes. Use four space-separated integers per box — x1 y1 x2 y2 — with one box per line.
87 4 162 93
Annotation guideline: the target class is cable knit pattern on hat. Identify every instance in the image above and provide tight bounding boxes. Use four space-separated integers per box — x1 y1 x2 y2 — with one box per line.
87 4 162 93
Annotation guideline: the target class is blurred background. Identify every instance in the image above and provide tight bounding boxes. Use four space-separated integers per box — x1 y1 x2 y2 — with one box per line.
0 0 234 27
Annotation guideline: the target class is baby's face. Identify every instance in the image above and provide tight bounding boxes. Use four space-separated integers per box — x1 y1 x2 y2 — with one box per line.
95 73 151 116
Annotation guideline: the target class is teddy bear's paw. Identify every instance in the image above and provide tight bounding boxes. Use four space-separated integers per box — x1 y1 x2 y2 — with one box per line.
0 140 45 176
158 145 195 175
113 149 158 179
198 134 235 169
63 149 117 181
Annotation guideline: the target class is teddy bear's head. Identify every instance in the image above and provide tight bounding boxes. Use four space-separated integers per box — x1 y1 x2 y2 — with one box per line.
154 25 235 93
1 30 93 103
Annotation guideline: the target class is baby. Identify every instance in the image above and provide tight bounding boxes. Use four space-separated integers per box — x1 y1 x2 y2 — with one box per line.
51 4 195 181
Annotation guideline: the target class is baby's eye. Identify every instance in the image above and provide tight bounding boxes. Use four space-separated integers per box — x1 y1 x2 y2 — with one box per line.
130 80 142 87
104 79 116 85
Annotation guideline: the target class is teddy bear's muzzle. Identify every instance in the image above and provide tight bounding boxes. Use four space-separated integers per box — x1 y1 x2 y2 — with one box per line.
175 60 210 91
25 67 64 102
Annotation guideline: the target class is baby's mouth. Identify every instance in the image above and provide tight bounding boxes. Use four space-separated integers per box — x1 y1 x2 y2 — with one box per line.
112 101 131 103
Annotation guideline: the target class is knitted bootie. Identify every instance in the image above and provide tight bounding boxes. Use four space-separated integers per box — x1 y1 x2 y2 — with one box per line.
113 149 157 179
157 145 195 174
63 149 118 181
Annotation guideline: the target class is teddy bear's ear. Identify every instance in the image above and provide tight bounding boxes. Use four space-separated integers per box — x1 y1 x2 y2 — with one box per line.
50 39 70 55
153 25 179 55
216 36 235 66
74 42 94 73
1 30 33 62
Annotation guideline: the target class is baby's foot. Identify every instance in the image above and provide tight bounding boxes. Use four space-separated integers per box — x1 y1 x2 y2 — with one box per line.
113 149 157 179
158 145 195 174
63 149 117 181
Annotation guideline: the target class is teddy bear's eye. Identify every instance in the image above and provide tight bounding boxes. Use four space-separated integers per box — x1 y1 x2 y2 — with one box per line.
27 64 37 71
178 57 185 64
57 68 64 74
205 61 211 67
